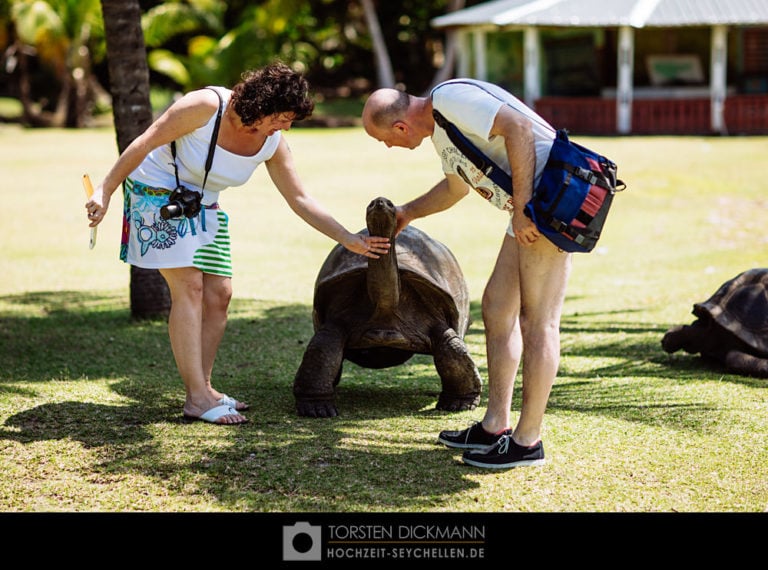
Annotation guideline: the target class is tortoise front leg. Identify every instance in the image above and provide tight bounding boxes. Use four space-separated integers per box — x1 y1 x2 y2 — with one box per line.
293 325 346 417
724 350 768 378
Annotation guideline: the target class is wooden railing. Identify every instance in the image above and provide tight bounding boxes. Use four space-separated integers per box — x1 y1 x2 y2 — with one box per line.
534 95 768 135
724 95 768 135
534 97 615 135
632 98 710 134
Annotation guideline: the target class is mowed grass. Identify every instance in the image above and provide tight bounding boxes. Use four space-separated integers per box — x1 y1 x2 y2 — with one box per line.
0 123 767 513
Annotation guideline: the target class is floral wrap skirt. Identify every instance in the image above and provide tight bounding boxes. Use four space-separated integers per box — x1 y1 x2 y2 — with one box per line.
120 178 232 277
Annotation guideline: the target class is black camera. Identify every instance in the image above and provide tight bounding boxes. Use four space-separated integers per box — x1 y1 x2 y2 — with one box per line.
160 186 203 220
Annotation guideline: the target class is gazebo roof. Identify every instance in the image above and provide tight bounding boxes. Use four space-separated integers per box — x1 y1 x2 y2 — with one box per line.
432 0 768 29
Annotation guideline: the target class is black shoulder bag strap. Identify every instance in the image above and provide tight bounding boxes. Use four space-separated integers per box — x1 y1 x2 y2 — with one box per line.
430 82 514 195
431 81 624 194
170 86 224 192
432 107 513 194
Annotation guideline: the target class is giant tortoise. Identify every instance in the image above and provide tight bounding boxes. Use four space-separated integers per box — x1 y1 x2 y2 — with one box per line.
661 268 768 378
293 196 483 417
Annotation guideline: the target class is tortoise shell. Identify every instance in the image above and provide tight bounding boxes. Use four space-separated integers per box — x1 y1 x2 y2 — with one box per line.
312 225 470 337
692 268 768 355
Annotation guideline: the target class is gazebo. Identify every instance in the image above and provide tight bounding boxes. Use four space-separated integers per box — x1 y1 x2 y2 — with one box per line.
432 0 768 135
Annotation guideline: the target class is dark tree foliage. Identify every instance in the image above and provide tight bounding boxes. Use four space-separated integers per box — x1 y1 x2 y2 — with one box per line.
134 0 485 94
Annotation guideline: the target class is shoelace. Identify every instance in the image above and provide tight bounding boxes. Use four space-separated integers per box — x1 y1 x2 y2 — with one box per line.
496 435 510 454
464 421 482 443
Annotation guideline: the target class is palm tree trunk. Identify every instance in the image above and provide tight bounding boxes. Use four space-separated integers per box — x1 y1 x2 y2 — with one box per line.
100 0 154 150
100 0 170 320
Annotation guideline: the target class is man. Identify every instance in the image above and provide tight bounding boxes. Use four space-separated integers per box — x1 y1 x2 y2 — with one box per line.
361 79 571 469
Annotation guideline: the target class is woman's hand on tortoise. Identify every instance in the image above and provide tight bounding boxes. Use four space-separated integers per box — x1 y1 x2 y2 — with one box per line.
347 234 391 258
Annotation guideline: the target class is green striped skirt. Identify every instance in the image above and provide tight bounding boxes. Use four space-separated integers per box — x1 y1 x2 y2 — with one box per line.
120 178 232 277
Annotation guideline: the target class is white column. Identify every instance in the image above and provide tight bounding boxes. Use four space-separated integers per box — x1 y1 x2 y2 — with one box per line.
710 25 728 134
473 30 487 81
456 30 470 78
523 26 541 107
617 26 634 134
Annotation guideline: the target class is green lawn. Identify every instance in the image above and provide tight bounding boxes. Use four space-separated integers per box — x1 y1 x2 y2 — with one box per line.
1 124 767 513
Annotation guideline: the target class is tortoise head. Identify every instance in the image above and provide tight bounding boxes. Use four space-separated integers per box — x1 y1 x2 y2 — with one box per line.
366 196 397 240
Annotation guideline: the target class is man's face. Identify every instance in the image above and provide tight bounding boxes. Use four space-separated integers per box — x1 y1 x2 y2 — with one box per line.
365 122 422 150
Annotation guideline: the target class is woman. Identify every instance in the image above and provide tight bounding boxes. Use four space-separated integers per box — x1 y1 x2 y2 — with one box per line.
86 62 390 425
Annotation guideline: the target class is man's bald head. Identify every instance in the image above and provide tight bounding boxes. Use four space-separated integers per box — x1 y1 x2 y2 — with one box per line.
362 88 411 133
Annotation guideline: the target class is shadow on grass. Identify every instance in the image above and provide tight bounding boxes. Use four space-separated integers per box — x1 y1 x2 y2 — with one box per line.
0 290 762 509
1 291 760 417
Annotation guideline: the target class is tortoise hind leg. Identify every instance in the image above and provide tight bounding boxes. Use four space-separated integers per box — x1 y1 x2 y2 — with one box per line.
432 328 482 411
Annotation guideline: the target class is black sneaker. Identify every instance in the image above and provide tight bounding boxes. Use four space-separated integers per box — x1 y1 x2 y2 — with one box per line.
437 422 511 450
462 435 545 469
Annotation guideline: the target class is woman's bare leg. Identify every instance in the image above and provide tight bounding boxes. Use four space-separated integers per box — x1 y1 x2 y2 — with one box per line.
160 267 246 424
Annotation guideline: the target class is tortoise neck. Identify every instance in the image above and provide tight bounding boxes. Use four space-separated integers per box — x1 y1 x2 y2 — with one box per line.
367 244 399 313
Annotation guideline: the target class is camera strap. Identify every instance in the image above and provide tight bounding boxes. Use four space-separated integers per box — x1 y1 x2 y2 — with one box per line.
170 86 224 193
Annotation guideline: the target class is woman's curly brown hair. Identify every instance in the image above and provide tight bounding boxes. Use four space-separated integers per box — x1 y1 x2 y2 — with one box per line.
230 62 314 126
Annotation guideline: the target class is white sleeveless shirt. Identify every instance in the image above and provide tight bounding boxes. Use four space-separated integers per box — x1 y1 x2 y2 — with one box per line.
129 87 281 206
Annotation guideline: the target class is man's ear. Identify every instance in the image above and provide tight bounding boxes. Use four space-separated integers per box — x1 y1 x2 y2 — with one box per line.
392 120 408 134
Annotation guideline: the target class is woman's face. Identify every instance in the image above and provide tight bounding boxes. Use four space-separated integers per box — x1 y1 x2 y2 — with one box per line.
241 112 296 136
263 113 296 135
